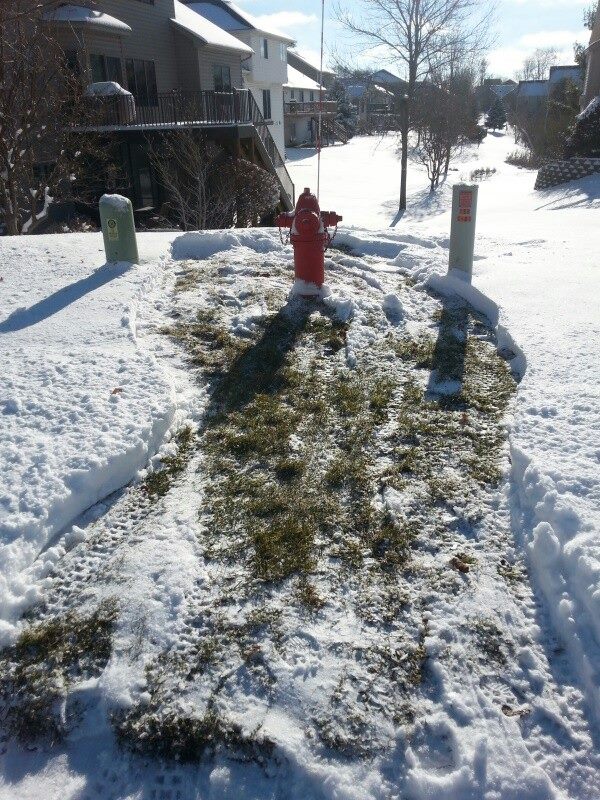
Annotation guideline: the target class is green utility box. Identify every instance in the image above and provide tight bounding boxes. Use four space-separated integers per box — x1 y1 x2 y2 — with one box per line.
99 194 139 264
448 184 478 281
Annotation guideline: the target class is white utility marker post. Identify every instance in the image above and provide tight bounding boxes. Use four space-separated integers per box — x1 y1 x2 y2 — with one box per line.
99 194 139 264
448 184 478 281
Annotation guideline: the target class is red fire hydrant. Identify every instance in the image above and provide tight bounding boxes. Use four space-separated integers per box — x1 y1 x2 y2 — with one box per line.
276 187 342 288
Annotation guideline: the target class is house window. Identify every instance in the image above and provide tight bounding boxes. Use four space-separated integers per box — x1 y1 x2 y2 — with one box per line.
90 54 122 84
262 38 269 59
279 43 287 62
213 65 231 91
64 49 80 75
309 90 314 101
262 88 271 119
290 89 295 99
299 90 304 102
125 58 158 106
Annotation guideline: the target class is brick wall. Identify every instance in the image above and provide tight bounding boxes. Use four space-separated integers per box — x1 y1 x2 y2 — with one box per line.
534 158 600 189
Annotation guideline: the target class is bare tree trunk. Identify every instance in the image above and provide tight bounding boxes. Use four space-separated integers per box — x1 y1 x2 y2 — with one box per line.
400 118 409 211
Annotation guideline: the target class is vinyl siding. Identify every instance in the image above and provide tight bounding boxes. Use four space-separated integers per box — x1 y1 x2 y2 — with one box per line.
175 32 201 90
198 48 244 90
84 0 180 91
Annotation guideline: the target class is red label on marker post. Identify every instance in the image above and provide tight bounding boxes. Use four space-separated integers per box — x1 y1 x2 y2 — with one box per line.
459 191 473 209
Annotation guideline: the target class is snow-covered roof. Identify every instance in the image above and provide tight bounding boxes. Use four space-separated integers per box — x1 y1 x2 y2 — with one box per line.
549 65 584 86
578 94 600 120
491 83 516 100
171 0 252 54
346 83 393 99
284 66 323 92
517 80 548 97
187 0 294 43
371 68 404 84
288 50 335 76
42 4 131 35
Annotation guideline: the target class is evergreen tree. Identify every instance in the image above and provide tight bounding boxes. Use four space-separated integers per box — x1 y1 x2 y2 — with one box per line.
565 99 600 158
485 99 507 131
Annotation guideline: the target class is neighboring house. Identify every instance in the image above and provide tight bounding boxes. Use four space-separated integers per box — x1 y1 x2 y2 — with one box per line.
548 65 583 92
184 0 294 166
283 66 328 146
582 4 600 107
513 79 549 114
490 82 517 102
370 68 407 93
42 0 295 213
287 50 336 90
513 67 584 115
344 83 394 119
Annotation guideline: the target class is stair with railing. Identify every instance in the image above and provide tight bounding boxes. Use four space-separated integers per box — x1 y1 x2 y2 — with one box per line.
321 118 349 144
238 89 295 209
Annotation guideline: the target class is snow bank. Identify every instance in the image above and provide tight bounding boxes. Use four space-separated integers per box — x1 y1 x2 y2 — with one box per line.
0 234 177 643
171 229 283 260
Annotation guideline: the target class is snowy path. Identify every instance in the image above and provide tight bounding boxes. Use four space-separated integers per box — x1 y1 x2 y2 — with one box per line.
0 233 194 644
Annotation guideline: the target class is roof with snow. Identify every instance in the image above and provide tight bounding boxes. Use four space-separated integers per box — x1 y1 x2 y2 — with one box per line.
346 84 393 99
548 65 584 86
42 4 131 34
284 66 323 92
287 50 335 76
172 0 252 54
186 0 294 43
371 68 404 85
517 79 548 97
491 83 517 100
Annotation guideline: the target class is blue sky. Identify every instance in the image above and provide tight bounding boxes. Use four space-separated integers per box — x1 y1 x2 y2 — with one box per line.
238 0 591 79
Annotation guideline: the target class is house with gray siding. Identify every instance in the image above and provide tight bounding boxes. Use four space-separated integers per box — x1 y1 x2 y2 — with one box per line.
180 0 294 180
42 0 295 212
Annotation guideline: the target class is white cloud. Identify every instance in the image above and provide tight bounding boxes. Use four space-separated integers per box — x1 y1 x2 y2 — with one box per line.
506 0 587 6
253 11 317 31
487 27 589 78
519 28 589 48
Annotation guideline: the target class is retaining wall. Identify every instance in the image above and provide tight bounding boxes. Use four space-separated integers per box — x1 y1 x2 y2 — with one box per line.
535 157 600 190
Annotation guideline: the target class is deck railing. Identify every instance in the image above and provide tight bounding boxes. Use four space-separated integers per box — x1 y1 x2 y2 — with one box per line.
284 100 338 115
77 88 294 206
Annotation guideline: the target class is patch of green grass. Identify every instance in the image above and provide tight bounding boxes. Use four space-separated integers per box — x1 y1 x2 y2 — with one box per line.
473 617 509 665
115 706 274 764
498 557 526 585
143 426 195 499
0 600 118 743
369 515 418 570
369 376 396 421
297 578 326 612
251 512 316 582
329 374 364 417
274 457 306 481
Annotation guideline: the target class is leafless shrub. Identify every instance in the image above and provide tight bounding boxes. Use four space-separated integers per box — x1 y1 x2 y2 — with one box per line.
148 130 279 230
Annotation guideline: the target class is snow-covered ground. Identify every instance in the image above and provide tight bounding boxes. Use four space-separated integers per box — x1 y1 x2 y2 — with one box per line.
0 131 599 799
0 234 196 643
292 135 600 740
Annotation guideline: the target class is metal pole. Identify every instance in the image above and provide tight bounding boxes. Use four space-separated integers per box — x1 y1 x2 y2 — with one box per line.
316 0 325 201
